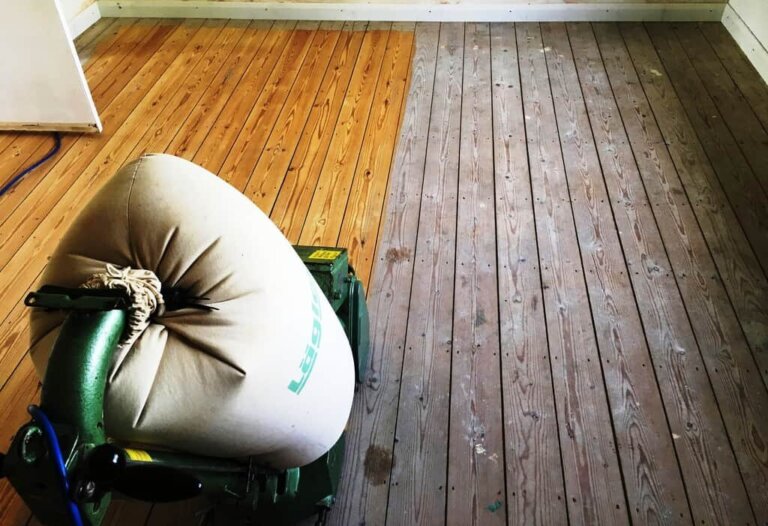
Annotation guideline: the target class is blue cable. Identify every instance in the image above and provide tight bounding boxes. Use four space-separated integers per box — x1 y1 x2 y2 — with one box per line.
0 133 61 197
27 405 84 526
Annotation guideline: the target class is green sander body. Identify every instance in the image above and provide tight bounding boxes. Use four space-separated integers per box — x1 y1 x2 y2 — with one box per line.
0 246 369 526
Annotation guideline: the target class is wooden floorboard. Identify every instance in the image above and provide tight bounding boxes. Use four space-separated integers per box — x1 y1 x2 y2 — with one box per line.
568 21 734 524
270 22 368 242
699 23 768 132
330 22 437 526
490 22 568 525
646 24 768 278
594 22 760 523
166 20 274 161
3 19 768 526
617 24 768 392
519 22 629 524
385 22 459 526
621 23 768 520
245 21 345 212
337 23 416 288
299 23 392 249
673 24 768 195
542 22 691 524
446 22 505 526
191 20 295 173
219 21 320 191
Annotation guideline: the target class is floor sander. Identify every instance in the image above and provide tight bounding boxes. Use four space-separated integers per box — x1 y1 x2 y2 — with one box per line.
0 155 369 526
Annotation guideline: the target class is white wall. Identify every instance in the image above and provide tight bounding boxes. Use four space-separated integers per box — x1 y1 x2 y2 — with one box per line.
723 0 768 81
58 0 100 37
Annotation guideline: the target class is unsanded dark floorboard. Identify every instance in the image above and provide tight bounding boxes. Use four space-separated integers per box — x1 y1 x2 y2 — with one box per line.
351 21 768 526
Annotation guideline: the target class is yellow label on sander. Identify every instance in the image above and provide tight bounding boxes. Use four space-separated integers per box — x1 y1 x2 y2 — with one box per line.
308 249 342 261
124 448 153 462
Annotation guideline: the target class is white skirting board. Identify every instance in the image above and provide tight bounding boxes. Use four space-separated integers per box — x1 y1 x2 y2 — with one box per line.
69 2 102 39
721 4 768 83
98 2 724 22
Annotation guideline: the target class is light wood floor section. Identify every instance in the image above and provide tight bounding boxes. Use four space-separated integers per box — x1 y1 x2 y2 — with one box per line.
0 18 414 525
337 21 768 526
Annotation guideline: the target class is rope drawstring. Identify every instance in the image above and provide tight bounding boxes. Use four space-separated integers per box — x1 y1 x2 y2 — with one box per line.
81 264 164 354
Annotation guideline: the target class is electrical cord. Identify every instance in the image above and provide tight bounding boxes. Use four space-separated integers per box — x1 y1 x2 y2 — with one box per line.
0 132 61 197
28 404 84 526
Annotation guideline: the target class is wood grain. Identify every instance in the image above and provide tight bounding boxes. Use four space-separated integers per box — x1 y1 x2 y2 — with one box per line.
166 21 274 160
673 24 768 195
129 20 249 158
446 22 505 526
490 22 569 525
83 19 160 104
593 22 758 523
330 22 438 526
191 20 297 173
337 24 415 288
218 22 320 191
299 24 392 247
645 23 768 277
270 23 368 241
385 22 460 526
699 22 768 132
625 22 768 520
244 21 345 210
518 22 629 524
75 17 120 68
616 24 768 391
542 21 691 524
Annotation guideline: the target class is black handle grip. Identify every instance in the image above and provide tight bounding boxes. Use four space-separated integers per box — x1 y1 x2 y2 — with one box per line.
115 464 203 503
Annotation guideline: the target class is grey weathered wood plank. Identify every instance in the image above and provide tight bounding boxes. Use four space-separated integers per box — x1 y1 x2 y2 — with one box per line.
386 22 461 526
645 24 768 277
329 22 440 526
517 22 628 524
541 22 691 524
593 22 759 524
447 22 506 526
699 23 768 132
619 23 768 370
645 23 768 388
624 22 768 521
673 24 768 195
618 21 768 395
490 22 568 525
